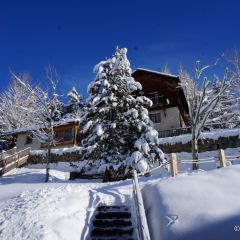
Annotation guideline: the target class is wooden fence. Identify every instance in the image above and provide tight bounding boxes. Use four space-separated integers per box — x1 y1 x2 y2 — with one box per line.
170 149 240 177
0 147 30 176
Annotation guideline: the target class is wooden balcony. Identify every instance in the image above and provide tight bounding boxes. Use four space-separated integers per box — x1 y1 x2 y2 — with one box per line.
148 95 171 109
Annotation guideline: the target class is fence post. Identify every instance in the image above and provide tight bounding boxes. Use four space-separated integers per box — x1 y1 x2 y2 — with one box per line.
219 149 227 168
17 151 21 167
170 153 178 177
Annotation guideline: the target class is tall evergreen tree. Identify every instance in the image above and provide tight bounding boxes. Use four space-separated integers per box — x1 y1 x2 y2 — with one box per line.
80 47 165 174
66 86 83 118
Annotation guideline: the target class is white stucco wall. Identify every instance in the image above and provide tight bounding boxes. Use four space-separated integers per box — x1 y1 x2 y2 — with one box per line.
16 133 41 151
150 107 181 131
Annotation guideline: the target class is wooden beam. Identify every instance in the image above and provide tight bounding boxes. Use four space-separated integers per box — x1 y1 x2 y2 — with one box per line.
170 153 178 177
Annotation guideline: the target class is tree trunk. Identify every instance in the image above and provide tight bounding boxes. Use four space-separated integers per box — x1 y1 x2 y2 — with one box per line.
45 144 51 182
192 132 199 170
45 166 50 182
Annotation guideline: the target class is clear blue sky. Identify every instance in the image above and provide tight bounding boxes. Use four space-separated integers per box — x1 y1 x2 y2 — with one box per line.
0 0 240 100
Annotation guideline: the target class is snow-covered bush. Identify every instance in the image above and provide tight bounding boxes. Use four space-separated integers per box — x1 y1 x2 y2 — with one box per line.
80 47 166 175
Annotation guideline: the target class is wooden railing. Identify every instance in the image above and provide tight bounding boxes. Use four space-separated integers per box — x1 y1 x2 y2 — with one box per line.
0 147 30 176
158 121 240 138
0 147 17 161
170 149 240 177
132 170 151 240
158 127 191 138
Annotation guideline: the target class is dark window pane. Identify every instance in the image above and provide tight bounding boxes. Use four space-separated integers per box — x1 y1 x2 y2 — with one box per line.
55 130 64 141
64 128 73 141
149 93 158 105
150 113 161 123
25 134 33 144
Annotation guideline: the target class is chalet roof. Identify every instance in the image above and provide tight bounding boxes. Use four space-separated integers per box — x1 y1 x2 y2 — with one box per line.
132 68 189 125
0 118 80 137
132 68 178 79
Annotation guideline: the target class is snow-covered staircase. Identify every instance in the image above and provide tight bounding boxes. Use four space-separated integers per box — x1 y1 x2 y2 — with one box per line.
91 205 135 240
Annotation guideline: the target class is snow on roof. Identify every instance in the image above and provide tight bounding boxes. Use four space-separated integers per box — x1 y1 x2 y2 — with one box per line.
53 118 81 127
1 118 80 136
132 68 179 79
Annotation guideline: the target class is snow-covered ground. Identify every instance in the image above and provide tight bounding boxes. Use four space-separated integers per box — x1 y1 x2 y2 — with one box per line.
175 147 240 173
0 163 133 240
0 148 240 240
142 165 240 240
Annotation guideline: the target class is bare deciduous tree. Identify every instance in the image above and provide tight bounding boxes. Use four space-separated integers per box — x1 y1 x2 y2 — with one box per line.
179 61 232 170
0 73 41 132
12 66 63 182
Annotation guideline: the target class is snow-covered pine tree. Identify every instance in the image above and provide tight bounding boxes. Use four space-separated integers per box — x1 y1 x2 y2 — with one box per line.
66 86 83 118
80 47 165 175
68 86 82 104
206 75 235 127
226 49 240 127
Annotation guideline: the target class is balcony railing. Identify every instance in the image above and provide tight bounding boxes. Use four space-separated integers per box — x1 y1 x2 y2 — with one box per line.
148 95 168 107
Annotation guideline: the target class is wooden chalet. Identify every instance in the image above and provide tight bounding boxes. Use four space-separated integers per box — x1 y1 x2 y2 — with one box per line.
132 68 189 133
1 120 80 152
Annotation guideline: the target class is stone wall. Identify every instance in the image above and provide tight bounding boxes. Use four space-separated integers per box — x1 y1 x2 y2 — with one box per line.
160 135 240 154
28 151 82 164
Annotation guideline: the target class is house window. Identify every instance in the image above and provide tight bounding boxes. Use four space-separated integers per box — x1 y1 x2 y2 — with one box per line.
64 128 74 141
149 92 159 105
25 134 33 144
54 128 74 143
150 113 161 123
148 93 170 106
55 130 64 142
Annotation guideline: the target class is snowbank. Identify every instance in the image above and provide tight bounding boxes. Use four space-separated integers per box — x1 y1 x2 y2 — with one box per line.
159 128 240 145
30 146 83 156
142 165 240 240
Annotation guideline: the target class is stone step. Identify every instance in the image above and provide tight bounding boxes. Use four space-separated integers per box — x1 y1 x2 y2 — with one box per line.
97 205 129 212
92 238 134 240
91 227 134 237
91 205 135 240
93 219 132 228
95 211 131 220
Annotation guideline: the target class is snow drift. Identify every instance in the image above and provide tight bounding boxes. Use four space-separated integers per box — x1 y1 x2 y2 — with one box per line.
142 165 240 240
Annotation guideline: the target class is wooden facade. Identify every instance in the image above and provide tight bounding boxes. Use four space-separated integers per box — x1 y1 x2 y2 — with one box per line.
40 123 80 148
132 68 190 128
1 121 81 152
